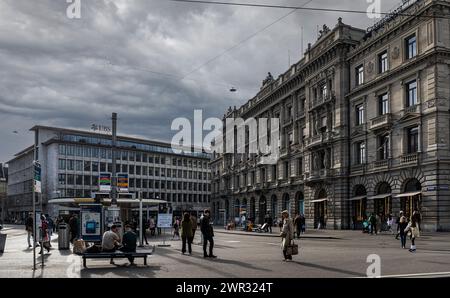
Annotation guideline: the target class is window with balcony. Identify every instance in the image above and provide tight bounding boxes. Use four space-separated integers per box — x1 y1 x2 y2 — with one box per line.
379 51 388 73
378 135 390 160
355 142 366 165
356 65 364 86
406 34 417 59
407 127 419 154
356 104 364 125
379 93 389 115
406 80 418 107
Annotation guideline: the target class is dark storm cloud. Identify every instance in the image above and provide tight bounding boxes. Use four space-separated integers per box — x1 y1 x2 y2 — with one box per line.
0 0 386 162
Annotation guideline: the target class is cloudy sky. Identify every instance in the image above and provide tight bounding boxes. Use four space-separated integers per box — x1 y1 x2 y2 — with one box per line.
0 0 399 163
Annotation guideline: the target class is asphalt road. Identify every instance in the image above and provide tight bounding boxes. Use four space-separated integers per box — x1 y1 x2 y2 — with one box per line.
0 225 449 278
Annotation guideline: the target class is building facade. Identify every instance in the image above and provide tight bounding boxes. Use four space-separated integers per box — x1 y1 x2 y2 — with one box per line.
7 126 211 220
211 0 450 231
0 163 7 223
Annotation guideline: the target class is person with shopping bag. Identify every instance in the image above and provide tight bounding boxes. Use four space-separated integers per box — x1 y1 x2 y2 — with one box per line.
280 210 295 261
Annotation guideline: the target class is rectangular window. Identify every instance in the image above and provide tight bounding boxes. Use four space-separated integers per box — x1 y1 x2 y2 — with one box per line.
161 157 165 165
67 160 75 171
356 65 364 86
297 158 303 176
321 84 328 99
92 162 99 172
406 80 418 107
59 145 66 155
76 146 83 157
284 161 289 178
155 168 160 177
143 154 148 163
67 145 75 156
406 34 417 59
58 159 66 170
379 93 389 115
84 175 91 185
356 104 364 125
143 166 147 176
149 156 154 163
129 165 135 175
136 166 141 175
92 148 99 158
155 156 160 164
58 174 66 185
101 149 107 159
136 152 142 162
356 142 366 165
121 151 128 161
408 127 419 154
83 147 91 158
67 174 74 185
379 51 388 73
149 167 154 176
92 176 98 186
84 161 91 172
75 160 83 171
76 175 83 185
129 151 135 161
100 162 106 172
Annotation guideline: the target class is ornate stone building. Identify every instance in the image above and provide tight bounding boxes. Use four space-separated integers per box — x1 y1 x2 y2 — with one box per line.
211 0 450 231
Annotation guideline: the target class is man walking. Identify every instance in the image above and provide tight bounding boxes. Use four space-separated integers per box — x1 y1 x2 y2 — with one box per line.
200 209 216 258
69 214 79 243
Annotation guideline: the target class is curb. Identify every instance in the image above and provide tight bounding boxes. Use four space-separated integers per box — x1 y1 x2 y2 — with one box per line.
214 230 339 240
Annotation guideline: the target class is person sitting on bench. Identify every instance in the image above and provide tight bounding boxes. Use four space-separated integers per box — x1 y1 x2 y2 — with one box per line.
120 224 137 265
102 224 121 265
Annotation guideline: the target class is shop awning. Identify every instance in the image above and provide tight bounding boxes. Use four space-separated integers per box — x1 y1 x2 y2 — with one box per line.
367 194 392 200
394 191 421 198
310 198 328 203
348 196 366 201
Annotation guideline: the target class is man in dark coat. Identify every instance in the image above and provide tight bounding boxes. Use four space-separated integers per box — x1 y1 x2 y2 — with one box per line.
200 209 216 258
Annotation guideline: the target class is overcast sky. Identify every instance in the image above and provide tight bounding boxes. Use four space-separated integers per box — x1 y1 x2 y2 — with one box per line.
0 0 400 163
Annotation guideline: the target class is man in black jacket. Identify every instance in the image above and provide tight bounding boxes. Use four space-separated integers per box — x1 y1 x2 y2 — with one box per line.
200 209 216 258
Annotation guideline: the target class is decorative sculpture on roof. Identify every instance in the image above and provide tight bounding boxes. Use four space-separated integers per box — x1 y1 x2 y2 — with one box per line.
262 72 274 86
319 24 331 39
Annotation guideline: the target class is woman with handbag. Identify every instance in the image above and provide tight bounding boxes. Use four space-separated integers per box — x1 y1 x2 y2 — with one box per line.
408 211 420 252
280 210 294 261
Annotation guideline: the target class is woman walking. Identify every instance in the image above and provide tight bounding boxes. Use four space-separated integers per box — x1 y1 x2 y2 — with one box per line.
181 213 194 255
280 210 294 261
408 211 420 252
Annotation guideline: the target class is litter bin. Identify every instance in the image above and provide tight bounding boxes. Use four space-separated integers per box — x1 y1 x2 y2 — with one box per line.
0 232 6 253
58 223 70 250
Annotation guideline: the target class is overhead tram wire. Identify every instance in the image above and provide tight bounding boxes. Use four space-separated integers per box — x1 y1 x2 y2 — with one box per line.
154 0 315 98
168 0 450 20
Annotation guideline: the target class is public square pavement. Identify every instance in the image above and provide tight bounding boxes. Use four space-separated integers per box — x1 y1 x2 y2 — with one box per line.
1 224 450 278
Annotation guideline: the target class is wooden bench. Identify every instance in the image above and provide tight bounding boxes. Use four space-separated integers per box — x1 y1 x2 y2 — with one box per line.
81 246 155 268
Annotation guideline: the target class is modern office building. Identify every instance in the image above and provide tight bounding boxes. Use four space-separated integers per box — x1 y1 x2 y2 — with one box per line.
211 0 450 231
6 126 211 219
